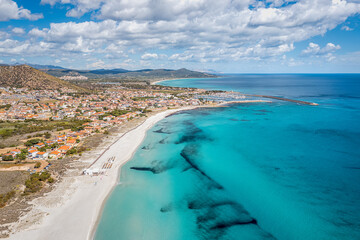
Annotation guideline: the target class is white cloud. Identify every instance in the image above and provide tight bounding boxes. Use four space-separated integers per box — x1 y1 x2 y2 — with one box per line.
3 0 360 66
341 25 353 31
0 0 43 21
302 42 341 56
141 53 158 60
40 0 72 6
87 59 105 69
0 31 10 39
12 27 25 34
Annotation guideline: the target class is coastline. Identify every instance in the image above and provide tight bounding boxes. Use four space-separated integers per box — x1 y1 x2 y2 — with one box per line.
150 76 220 85
151 78 186 85
6 106 199 240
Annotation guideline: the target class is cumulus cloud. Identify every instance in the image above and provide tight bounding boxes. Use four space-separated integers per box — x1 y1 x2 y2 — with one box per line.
0 31 10 39
0 0 43 21
87 59 105 69
12 27 25 34
302 42 341 62
3 0 360 65
141 53 158 60
302 42 341 56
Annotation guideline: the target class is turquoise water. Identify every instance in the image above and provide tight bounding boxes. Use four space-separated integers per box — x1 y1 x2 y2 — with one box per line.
95 75 360 240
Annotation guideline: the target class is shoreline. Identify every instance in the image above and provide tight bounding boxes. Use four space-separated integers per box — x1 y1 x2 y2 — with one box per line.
6 106 199 240
150 76 220 85
151 78 187 85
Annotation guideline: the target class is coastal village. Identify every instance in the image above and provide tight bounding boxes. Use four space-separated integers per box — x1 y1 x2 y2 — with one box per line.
0 85 207 166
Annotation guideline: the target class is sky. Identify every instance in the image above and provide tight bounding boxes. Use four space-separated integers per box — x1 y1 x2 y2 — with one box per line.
0 0 360 73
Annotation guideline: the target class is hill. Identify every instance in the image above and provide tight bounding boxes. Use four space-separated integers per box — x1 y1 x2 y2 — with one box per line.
0 65 86 91
41 67 216 81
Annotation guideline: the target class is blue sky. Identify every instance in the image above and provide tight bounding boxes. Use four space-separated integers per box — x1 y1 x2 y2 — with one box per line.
0 0 360 73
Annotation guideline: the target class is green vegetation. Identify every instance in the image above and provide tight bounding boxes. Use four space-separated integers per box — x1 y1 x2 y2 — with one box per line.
34 162 41 168
66 147 78 155
0 119 90 139
15 148 29 161
131 96 155 101
0 190 16 208
24 171 52 194
0 128 13 138
1 155 14 161
0 104 11 110
109 109 131 117
24 138 42 147
44 132 51 139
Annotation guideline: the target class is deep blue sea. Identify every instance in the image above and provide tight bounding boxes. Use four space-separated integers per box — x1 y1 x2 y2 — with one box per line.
95 74 360 240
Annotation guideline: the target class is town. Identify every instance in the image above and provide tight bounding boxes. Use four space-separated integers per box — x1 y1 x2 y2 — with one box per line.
0 84 209 165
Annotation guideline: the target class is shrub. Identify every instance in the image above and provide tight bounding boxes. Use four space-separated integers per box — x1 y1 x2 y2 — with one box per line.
39 171 51 181
24 175 42 193
24 171 52 193
66 148 77 155
24 138 41 147
17 153 27 161
1 155 14 161
34 162 41 168
0 190 16 208
44 132 51 139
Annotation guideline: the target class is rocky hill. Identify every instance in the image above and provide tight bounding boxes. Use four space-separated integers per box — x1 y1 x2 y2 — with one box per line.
42 67 217 81
0 65 86 91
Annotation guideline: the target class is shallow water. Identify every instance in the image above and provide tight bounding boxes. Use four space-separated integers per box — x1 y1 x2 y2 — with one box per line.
95 74 360 240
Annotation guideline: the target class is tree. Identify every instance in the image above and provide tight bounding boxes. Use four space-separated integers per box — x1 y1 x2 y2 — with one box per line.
39 147 47 152
21 149 28 154
24 139 41 147
1 155 14 161
50 143 58 149
44 132 51 139
17 153 27 161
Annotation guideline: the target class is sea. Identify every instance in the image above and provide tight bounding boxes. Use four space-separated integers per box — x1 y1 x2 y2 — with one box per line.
94 74 360 240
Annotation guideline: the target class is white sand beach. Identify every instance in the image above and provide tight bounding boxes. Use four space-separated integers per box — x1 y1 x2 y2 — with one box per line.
7 107 195 240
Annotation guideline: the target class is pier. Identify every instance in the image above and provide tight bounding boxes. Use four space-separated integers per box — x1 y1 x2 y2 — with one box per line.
246 94 319 106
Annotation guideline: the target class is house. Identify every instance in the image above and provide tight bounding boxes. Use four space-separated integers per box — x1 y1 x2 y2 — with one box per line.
36 152 48 159
34 142 45 149
56 134 67 141
10 149 21 156
66 139 76 146
28 149 38 158
58 145 71 153
49 151 61 159
84 126 93 133
45 140 55 145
